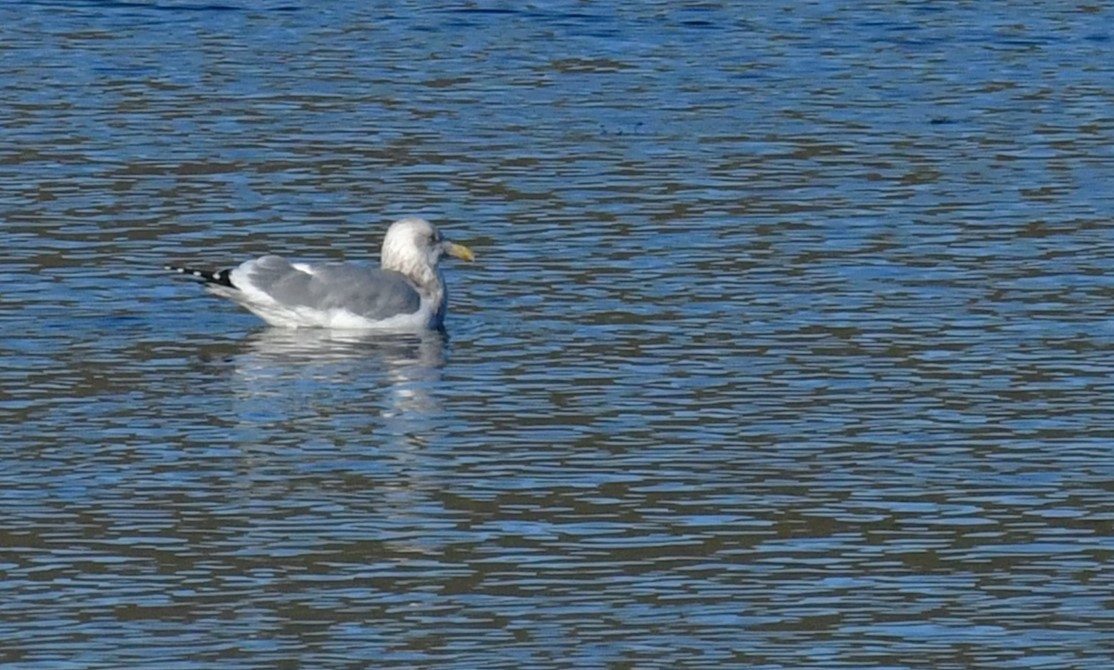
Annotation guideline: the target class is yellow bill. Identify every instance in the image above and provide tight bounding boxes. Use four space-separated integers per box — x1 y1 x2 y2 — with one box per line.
443 241 475 262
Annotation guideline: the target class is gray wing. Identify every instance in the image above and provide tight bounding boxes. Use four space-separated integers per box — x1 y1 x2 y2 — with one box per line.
236 255 422 319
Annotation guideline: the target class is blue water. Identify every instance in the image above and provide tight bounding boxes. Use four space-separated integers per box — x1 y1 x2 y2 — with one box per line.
2 2 1114 668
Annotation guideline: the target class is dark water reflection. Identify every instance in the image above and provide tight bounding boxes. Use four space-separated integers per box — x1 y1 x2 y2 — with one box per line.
3 1 1114 668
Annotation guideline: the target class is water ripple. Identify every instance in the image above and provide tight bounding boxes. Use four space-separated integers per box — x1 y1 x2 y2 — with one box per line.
3 1 1114 668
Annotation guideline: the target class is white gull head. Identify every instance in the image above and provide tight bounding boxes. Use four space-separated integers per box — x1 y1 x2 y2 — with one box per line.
380 218 475 326
380 217 474 289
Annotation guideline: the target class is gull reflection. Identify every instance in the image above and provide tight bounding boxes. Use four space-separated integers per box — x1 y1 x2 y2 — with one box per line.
213 328 456 574
229 328 448 426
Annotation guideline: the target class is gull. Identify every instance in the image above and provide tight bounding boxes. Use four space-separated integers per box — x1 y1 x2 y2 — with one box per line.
166 217 474 330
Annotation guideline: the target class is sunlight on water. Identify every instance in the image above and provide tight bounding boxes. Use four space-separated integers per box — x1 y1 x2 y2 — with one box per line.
2 1 1114 668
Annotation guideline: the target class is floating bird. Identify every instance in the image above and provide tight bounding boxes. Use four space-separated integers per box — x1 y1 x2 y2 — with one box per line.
166 217 474 330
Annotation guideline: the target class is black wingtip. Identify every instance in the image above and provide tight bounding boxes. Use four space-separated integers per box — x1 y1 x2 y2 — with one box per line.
165 264 236 288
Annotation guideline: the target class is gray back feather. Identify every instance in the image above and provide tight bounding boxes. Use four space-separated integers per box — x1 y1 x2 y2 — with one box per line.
245 256 422 320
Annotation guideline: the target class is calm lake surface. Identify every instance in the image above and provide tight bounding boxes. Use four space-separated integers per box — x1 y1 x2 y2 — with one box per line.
3 2 1114 668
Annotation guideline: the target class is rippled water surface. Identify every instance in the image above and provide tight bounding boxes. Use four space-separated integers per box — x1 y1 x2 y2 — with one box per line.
3 2 1114 668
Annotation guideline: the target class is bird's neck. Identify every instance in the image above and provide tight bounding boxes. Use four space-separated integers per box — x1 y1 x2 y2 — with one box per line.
383 253 435 287
389 261 446 319
422 269 447 327
382 253 446 324
400 263 441 294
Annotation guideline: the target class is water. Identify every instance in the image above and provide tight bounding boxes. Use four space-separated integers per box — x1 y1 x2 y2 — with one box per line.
3 2 1114 668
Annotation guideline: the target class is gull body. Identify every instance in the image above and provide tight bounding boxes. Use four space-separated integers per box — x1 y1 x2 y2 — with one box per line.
166 218 474 330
